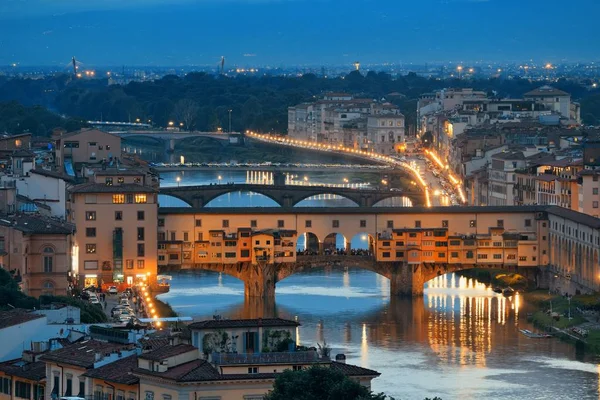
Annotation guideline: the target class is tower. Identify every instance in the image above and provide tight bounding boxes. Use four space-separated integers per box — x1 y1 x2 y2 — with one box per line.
353 61 360 71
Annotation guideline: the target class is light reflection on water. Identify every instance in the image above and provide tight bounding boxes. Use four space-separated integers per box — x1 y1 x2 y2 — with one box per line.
158 269 600 400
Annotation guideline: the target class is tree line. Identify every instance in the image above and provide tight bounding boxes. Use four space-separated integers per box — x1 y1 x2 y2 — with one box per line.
1 71 599 137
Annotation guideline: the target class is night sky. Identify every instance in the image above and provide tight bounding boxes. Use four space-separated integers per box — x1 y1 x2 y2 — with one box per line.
1 0 599 66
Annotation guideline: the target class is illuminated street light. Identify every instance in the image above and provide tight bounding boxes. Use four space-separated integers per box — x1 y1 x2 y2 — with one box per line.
218 175 222 184
168 121 174 127
176 176 181 187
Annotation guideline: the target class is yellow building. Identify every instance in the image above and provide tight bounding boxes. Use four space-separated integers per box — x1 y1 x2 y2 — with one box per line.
53 128 122 168
68 171 158 288
82 355 139 400
0 351 46 400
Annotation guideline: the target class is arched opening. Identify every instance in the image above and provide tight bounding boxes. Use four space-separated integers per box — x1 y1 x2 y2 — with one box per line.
158 194 192 208
323 233 349 255
42 246 54 273
296 232 320 255
42 280 55 296
373 196 414 207
294 194 358 208
350 233 375 256
205 191 280 207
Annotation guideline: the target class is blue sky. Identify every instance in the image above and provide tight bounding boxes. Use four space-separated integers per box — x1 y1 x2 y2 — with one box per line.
1 0 599 66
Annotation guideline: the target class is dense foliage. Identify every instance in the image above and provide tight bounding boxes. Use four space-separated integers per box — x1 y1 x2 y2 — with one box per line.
1 72 599 137
0 269 107 323
0 100 88 137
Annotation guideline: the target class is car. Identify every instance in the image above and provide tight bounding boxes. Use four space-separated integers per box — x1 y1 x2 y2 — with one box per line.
108 286 118 295
120 299 130 307
84 286 97 293
90 297 101 306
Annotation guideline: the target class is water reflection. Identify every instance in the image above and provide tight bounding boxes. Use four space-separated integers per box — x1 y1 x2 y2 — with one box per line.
159 269 600 400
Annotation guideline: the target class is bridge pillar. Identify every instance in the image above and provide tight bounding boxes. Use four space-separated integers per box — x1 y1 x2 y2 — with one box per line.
390 262 424 297
281 195 293 207
166 139 176 152
243 263 276 298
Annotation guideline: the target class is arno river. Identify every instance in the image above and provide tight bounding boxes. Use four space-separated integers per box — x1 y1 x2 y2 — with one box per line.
131 144 600 399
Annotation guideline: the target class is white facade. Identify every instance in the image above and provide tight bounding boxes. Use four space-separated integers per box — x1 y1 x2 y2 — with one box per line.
366 115 406 155
15 168 69 218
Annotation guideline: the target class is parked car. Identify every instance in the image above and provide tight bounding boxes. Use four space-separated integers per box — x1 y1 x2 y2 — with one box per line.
108 286 118 295
120 298 130 307
90 297 101 306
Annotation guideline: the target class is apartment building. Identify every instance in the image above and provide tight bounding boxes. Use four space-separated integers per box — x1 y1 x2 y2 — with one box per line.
68 169 158 288
366 114 406 154
53 128 122 169
0 214 74 297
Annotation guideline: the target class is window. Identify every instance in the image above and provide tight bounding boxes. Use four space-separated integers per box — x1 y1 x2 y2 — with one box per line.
126 194 134 203
137 227 145 241
106 145 111 150
396 251 404 257
442 220 449 228
594 201 599 209
305 220 311 228
449 240 460 246
65 377 72 397
34 384 45 400
248 367 258 374
135 194 147 203
493 254 502 259
525 219 531 227
113 194 125 204
145 391 154 400
134 177 141 184
477 254 488 259
266 240 271 245
241 249 250 257
415 220 421 228
519 256 527 261
451 252 459 258
382 241 390 247
85 195 97 204
594 188 599 195
89 142 97 146
137 211 145 220
118 177 124 184
105 177 113 186
1 377 11 395
158 218 164 227
223 220 229 228
469 220 476 228
84 260 98 270
195 219 202 227
437 252 446 258
15 381 31 399
278 220 285 228
117 391 125 400
183 232 189 242
225 252 236 258
86 227 96 237
497 219 504 228
360 220 366 228
86 211 96 221
137 244 145 257
250 220 257 228
137 260 145 269
332 220 339 228
162 396 171 400
466 251 474 259
86 244 96 254
387 220 394 229
126 260 133 269
396 241 404 246
168 253 179 261
115 211 123 220
493 242 503 247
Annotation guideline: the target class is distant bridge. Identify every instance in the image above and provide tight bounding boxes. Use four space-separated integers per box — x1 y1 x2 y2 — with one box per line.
159 183 424 207
152 163 392 174
112 130 243 150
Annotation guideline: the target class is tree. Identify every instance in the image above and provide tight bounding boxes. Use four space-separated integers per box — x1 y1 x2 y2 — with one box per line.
173 99 200 131
264 366 389 400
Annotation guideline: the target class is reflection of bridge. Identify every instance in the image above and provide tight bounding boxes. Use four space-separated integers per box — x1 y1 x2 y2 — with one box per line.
153 164 391 173
160 183 424 207
114 130 242 150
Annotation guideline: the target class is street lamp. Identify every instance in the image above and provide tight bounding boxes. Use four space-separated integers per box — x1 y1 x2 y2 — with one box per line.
168 121 174 127
176 176 181 187
228 109 232 133
457 65 463 79
218 175 222 184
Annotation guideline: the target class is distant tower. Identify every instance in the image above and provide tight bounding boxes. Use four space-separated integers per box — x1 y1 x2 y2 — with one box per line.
220 56 225 75
71 56 77 75
353 61 360 71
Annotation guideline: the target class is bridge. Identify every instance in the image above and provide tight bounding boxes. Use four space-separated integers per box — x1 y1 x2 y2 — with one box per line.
152 163 391 174
154 205 600 299
159 183 424 207
114 130 242 150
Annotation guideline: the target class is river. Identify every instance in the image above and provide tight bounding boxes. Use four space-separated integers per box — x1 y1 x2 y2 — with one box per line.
139 143 600 399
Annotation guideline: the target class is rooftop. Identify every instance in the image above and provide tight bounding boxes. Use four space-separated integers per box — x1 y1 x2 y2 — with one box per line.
39 339 134 369
69 183 157 194
0 309 45 330
524 86 570 97
133 359 221 382
138 344 197 361
189 318 300 330
81 355 139 385
0 358 46 381
93 169 146 176
30 168 76 182
212 351 323 366
0 215 74 235
57 128 120 140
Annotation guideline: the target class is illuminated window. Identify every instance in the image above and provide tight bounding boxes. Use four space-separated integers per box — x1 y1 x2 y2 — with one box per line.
15 139 22 148
85 211 96 221
135 194 147 204
86 244 96 254
118 177 124 184
113 194 125 204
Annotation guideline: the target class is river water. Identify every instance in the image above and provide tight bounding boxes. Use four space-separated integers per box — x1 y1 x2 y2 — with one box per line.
141 143 600 399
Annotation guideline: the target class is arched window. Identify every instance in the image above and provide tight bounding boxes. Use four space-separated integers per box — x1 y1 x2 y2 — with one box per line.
43 247 54 273
42 281 54 295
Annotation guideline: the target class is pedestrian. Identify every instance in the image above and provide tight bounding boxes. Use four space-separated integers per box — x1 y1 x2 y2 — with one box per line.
104 301 107 310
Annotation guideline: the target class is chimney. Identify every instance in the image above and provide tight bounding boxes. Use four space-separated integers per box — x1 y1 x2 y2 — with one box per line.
95 352 102 362
335 354 346 364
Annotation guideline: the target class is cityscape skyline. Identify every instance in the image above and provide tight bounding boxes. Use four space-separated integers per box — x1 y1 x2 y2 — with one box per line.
1 0 600 66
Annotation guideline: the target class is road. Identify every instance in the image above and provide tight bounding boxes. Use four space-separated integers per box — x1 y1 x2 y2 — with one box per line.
405 155 454 206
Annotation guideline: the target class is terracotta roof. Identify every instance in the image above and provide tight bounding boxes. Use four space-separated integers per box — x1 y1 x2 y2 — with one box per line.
12 149 35 158
0 214 74 235
133 359 221 382
0 310 45 330
69 183 157 194
330 361 380 377
138 344 197 361
82 355 139 385
546 206 600 229
138 337 170 351
211 351 322 366
524 86 570 97
0 359 46 381
58 128 120 140
39 340 134 369
93 169 146 176
189 318 300 330
30 168 75 182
